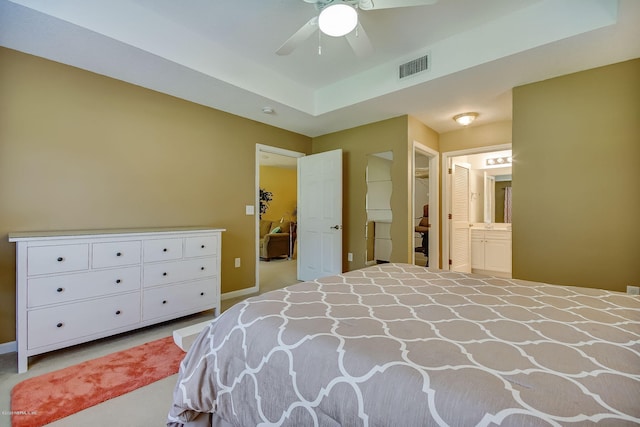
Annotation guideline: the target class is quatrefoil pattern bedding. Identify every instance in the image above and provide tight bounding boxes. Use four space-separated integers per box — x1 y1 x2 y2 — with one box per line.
168 263 640 426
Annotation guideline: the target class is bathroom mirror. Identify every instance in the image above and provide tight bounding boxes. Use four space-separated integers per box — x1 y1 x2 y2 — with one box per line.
365 151 393 264
484 170 512 223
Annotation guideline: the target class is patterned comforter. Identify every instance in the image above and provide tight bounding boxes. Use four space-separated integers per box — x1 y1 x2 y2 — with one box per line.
167 263 640 426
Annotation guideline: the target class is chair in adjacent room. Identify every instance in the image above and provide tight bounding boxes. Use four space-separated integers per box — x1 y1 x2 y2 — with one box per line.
259 219 294 261
414 204 429 266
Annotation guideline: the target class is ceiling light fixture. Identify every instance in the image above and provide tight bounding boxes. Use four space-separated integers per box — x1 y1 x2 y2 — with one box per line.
318 4 358 37
453 112 478 126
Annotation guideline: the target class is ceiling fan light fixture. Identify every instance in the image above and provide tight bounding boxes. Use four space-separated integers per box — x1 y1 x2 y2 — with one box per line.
453 112 478 126
318 4 358 37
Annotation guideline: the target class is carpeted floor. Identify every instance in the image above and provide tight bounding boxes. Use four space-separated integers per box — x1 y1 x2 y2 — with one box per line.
0 259 298 427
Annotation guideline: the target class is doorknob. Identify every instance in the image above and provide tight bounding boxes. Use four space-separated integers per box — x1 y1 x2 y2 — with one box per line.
330 225 341 230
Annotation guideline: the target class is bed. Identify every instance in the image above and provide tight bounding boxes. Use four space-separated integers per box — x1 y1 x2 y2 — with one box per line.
167 263 640 426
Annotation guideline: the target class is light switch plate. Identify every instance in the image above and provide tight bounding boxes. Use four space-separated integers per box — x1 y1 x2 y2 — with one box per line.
245 205 255 215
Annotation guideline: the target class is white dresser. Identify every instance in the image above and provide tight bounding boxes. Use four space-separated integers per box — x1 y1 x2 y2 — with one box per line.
9 227 224 373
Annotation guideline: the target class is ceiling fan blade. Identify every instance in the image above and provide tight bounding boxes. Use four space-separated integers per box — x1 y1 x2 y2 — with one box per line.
276 16 319 56
345 23 373 58
358 0 438 10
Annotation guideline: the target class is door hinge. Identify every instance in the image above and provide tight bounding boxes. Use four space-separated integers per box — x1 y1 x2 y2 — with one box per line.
448 168 452 174
448 259 452 265
448 213 452 220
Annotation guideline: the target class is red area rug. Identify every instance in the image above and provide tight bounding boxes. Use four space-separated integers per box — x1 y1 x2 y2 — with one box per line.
11 336 185 427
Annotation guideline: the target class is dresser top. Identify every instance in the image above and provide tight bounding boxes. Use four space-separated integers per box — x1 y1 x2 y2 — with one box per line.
8 226 225 242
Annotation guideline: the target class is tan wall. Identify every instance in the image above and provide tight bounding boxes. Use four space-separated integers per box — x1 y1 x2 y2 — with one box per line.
311 116 410 270
0 47 311 343
439 120 512 153
259 166 297 222
408 115 439 152
512 58 640 292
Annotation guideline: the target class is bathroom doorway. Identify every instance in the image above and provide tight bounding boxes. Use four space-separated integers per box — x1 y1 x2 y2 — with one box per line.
442 144 512 273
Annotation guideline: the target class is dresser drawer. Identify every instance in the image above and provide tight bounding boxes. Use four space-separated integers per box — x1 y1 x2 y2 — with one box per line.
143 257 217 287
27 244 89 276
27 266 141 308
27 293 141 349
184 235 218 258
92 241 141 268
143 238 183 262
142 279 215 321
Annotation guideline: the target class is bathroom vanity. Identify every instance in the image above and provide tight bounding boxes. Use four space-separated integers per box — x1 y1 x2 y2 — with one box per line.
470 224 511 278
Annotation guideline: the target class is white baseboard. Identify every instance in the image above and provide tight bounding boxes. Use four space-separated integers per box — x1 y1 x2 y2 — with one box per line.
221 286 258 301
0 341 17 355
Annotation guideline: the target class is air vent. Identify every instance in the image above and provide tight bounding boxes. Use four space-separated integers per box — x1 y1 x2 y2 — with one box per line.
399 54 429 79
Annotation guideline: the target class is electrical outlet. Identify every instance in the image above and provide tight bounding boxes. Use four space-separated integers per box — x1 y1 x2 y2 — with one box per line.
234 258 241 268
348 252 353 262
627 285 639 295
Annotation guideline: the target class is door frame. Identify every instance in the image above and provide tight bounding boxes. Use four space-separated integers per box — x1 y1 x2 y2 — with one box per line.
255 144 305 292
411 142 440 267
441 143 511 271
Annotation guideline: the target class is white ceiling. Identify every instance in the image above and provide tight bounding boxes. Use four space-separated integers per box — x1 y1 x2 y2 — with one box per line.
1 0 639 137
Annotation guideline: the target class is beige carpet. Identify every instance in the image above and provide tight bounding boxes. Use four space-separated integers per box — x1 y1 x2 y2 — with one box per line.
221 258 299 310
0 259 299 427
258 257 299 293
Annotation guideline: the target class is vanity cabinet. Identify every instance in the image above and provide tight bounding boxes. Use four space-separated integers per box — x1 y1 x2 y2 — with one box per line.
471 229 511 277
9 227 224 373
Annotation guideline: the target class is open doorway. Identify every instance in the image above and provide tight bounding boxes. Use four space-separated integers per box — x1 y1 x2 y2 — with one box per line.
255 145 304 293
412 142 439 268
442 144 512 276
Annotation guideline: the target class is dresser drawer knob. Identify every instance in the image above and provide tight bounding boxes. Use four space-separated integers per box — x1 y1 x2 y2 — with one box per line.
116 310 121 315
56 322 64 328
116 279 121 284
56 287 64 293
201 245 205 248
200 292 205 296
200 267 205 271
162 300 167 304
162 272 168 277
116 252 122 257
163 248 168 252
57 257 64 262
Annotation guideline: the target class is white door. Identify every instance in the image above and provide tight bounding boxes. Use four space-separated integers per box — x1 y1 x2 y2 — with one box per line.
297 149 343 281
450 163 471 273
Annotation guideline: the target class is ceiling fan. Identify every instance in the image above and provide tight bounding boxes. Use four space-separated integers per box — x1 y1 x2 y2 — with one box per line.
276 0 439 58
